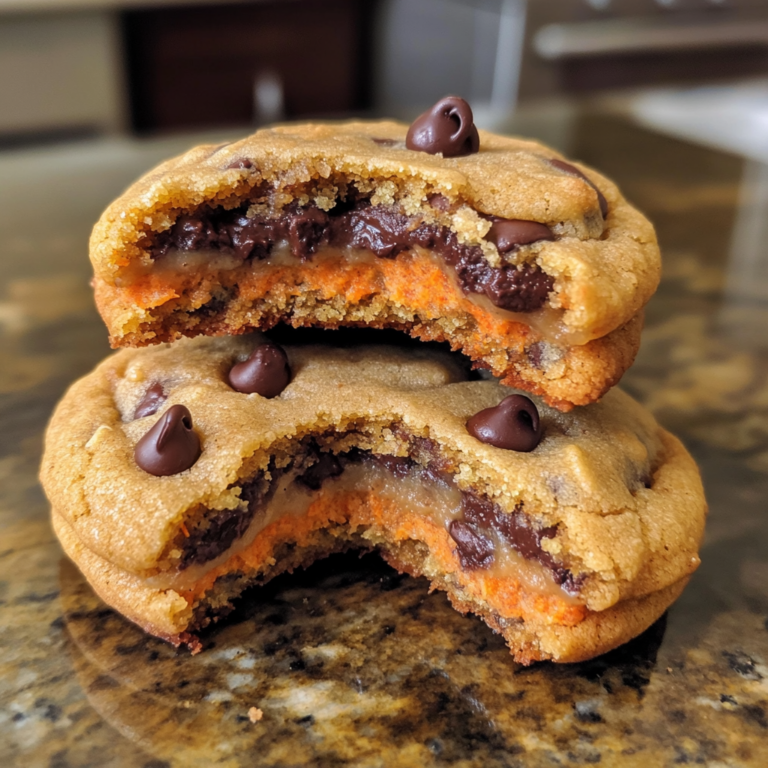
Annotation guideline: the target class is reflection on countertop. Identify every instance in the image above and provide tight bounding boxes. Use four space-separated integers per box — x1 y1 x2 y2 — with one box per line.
1 109 767 767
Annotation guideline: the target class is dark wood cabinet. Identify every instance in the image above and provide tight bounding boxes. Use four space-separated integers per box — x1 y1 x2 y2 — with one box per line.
123 0 376 133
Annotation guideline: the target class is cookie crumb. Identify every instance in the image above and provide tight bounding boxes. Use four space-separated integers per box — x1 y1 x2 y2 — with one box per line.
85 425 112 451
248 706 263 723
125 364 145 383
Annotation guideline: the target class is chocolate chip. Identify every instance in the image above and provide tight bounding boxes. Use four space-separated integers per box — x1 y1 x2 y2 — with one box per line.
449 520 494 570
549 158 608 218
228 214 276 261
485 218 554 254
133 382 167 420
372 137 398 147
153 205 291 262
287 206 329 260
466 394 542 452
406 96 480 158
134 404 201 476
228 342 291 397
463 494 555 562
171 214 216 252
329 205 411 259
178 473 272 567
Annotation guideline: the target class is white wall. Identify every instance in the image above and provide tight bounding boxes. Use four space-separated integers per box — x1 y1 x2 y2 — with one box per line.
0 11 125 136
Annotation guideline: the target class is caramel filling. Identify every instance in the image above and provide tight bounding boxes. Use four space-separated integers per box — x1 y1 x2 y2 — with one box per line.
118 244 592 346
146 453 584 628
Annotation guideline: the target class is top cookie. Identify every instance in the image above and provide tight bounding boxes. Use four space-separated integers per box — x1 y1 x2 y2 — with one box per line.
90 104 660 408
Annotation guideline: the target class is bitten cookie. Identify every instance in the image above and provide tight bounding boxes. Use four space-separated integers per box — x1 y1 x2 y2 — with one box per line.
89 98 659 410
41 334 706 664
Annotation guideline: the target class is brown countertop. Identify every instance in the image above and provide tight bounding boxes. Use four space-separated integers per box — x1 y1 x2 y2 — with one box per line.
1 110 766 767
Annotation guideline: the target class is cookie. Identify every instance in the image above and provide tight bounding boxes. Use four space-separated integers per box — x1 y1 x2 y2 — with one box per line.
41 334 706 664
89 97 659 410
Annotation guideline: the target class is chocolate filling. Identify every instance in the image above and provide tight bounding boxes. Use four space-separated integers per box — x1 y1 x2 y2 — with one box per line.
296 451 344 490
448 521 495 570
458 492 582 594
151 199 555 313
179 475 267 568
176 441 579 594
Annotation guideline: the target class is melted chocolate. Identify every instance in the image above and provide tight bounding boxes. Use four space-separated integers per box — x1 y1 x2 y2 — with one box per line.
296 451 344 491
174 441 578 594
406 435 454 476
133 382 166 420
179 476 264 568
486 218 554 254
331 206 553 312
373 454 414 479
155 205 325 262
461 493 580 594
229 341 291 397
448 521 494 570
331 206 554 313
152 200 554 314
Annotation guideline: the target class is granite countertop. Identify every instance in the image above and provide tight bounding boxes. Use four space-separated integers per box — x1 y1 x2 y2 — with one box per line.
1 110 767 767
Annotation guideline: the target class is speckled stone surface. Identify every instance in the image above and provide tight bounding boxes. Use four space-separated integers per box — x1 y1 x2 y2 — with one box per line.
1 115 767 767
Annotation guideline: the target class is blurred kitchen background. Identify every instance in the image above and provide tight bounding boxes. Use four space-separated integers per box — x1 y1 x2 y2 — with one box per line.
1 0 767 140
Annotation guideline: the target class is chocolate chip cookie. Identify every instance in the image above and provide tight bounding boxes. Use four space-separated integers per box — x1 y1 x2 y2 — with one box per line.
41 334 705 664
90 98 659 410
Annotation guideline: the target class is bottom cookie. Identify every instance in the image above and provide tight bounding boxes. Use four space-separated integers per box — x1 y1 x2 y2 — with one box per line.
41 335 706 664
53 506 689 664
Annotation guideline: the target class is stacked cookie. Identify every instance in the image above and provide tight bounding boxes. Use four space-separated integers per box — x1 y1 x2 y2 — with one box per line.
41 97 706 663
